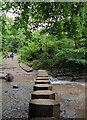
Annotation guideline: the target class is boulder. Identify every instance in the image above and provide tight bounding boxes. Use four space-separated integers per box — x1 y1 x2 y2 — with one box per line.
5 73 13 81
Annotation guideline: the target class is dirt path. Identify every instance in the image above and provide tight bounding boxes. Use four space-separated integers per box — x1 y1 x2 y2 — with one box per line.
0 56 86 119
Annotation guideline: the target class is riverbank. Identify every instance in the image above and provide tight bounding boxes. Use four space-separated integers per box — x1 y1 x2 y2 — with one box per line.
46 66 86 82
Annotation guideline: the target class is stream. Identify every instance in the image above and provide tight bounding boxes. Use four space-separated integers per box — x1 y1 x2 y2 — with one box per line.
49 76 86 119
50 76 85 85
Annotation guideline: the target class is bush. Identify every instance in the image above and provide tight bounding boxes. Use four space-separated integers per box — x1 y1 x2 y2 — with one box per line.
55 47 87 65
19 31 87 71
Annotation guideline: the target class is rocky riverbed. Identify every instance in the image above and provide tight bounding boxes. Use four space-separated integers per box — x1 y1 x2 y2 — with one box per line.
0 56 86 120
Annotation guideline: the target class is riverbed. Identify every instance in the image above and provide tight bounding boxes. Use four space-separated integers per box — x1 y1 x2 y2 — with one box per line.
51 77 85 119
0 57 86 119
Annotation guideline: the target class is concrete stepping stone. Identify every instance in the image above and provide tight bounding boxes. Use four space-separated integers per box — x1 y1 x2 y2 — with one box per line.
38 70 48 72
33 84 52 91
19 63 33 72
31 90 55 99
38 71 48 74
37 74 48 77
38 70 48 74
29 99 60 119
37 70 48 77
30 117 58 120
35 80 50 84
36 77 49 80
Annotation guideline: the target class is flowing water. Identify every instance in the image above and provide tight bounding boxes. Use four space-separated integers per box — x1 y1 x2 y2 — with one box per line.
50 76 86 119
50 76 85 85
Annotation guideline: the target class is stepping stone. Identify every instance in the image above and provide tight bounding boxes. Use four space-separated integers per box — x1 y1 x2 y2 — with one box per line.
19 63 33 72
35 80 50 84
37 70 48 77
38 70 48 75
31 90 55 99
36 77 49 80
37 74 48 77
38 70 47 72
38 72 48 75
33 84 52 91
30 117 58 120
29 99 60 119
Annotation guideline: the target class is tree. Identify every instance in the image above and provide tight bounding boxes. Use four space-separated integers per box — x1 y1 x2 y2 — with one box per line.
2 2 87 69
1 12 25 52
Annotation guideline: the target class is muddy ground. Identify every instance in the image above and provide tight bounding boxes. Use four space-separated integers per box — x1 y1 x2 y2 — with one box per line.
0 56 86 120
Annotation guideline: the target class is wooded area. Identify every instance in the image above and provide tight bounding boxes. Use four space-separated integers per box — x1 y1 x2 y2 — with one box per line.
1 2 87 72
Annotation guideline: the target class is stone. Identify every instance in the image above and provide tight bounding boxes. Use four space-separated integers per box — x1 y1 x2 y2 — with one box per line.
38 70 48 72
19 63 33 72
33 84 52 91
30 117 58 120
5 73 13 81
37 74 48 77
29 99 60 119
5 91 8 93
36 77 49 80
31 90 55 99
35 80 50 84
13 84 18 88
38 70 48 74
37 70 48 77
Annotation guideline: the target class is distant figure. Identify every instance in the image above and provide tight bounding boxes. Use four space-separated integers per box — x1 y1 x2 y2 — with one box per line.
10 52 14 60
5 51 8 58
5 73 14 82
5 51 8 55
12 52 14 59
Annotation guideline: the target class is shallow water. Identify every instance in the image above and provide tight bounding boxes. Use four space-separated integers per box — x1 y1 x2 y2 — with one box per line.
50 76 85 86
51 76 85 119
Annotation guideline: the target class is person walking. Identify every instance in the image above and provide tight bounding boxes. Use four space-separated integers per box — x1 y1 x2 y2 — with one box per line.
5 51 8 58
10 52 14 60
12 52 14 60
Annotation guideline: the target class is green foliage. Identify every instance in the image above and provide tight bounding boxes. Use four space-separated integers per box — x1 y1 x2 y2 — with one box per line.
1 16 25 52
0 52 2 63
2 2 87 71
3 2 86 40
55 48 86 65
19 30 87 69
